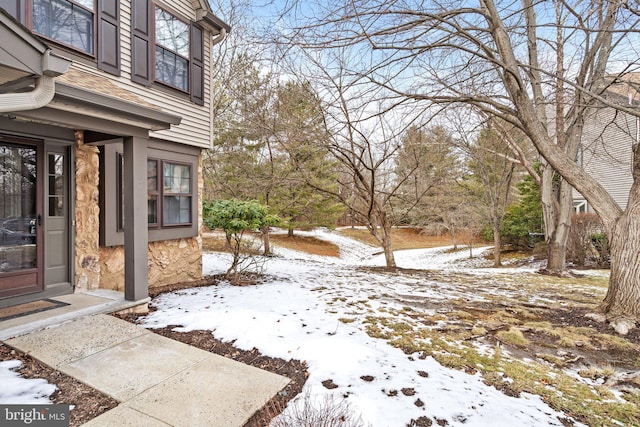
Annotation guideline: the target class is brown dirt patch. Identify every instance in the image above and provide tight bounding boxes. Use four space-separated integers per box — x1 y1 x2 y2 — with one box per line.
338 227 486 251
534 306 640 369
321 379 339 389
270 234 340 257
203 232 340 257
0 343 118 426
148 276 219 298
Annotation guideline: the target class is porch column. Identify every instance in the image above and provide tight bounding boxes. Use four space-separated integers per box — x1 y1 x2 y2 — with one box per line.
123 136 148 301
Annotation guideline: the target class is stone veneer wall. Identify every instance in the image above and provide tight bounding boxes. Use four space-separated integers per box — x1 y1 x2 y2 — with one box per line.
74 130 101 291
75 139 204 292
98 238 202 291
97 153 204 291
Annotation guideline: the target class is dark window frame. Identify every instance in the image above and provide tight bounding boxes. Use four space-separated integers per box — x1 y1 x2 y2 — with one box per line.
114 156 193 231
99 141 199 247
129 0 204 104
31 0 96 56
160 159 193 227
147 158 159 228
14 0 121 75
153 6 190 93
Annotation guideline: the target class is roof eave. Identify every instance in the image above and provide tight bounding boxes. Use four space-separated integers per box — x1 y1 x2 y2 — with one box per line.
54 82 182 131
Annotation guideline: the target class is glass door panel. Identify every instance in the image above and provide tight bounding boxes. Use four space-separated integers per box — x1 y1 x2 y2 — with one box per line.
0 139 42 298
0 143 37 272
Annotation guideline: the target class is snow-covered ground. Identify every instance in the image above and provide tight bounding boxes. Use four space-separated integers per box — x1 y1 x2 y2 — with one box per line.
0 360 56 404
142 229 586 427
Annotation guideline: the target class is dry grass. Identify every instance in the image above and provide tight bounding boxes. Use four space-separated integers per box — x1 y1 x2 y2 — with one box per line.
338 227 484 250
271 234 340 257
202 233 339 257
203 227 483 256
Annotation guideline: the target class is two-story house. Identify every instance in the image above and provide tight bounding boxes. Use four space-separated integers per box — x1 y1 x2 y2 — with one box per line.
0 0 229 308
572 78 639 214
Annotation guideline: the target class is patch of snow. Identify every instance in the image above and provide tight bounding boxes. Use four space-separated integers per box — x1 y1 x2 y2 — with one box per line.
0 360 56 404
143 230 591 426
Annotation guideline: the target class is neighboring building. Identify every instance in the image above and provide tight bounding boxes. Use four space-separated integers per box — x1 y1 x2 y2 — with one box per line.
573 78 639 214
0 0 229 307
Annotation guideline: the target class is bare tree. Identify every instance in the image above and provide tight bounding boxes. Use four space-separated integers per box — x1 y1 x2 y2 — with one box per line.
294 51 427 268
463 125 518 267
283 0 640 333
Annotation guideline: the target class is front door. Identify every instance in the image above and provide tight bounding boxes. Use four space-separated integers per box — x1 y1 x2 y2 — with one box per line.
44 149 69 285
0 137 44 298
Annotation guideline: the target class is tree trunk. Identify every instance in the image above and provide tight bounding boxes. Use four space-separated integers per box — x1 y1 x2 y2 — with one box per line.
493 225 501 267
227 235 242 284
450 225 457 250
597 145 640 334
262 227 271 256
381 221 396 268
540 164 572 274
382 235 396 268
288 228 294 237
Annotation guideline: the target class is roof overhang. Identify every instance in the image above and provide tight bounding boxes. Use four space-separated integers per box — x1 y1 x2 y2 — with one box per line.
54 83 182 130
195 8 231 33
9 82 182 136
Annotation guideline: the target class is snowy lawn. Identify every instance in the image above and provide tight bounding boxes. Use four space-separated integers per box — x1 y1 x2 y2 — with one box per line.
142 229 636 427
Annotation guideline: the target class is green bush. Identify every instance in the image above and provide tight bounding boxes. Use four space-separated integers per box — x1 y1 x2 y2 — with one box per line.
501 174 544 249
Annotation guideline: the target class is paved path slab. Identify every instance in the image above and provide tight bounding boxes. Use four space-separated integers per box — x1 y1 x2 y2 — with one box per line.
6 314 289 426
7 314 149 367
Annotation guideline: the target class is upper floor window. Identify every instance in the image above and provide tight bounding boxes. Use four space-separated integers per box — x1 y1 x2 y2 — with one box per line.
130 0 204 104
32 0 95 54
155 8 189 92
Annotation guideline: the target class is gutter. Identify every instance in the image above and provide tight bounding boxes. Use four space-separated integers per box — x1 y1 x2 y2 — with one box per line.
0 50 71 113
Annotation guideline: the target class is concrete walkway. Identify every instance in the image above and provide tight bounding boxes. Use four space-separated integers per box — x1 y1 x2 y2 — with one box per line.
2 297 289 426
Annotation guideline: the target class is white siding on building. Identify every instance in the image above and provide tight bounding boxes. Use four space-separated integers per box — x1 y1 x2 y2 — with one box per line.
573 106 636 211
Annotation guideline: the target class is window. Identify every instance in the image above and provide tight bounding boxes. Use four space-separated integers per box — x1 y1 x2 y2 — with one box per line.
147 159 159 226
5 0 120 74
130 0 204 104
101 142 198 246
115 157 192 229
32 0 94 54
155 8 189 91
47 153 65 217
161 161 192 225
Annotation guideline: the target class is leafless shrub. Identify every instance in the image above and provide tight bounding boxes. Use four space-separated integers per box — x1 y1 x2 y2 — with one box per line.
229 233 269 285
269 392 368 427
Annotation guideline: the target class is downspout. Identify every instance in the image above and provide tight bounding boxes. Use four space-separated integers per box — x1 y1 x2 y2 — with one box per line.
208 28 227 145
0 74 55 113
0 50 68 113
211 28 227 47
